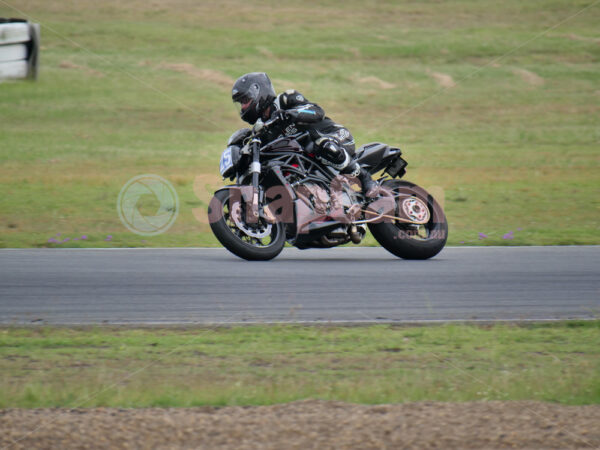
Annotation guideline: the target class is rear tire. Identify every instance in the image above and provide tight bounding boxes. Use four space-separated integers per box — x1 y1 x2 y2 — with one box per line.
208 189 285 261
368 180 448 260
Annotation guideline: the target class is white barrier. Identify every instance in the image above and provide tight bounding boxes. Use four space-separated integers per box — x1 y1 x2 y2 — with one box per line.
0 19 40 80
0 60 27 78
0 44 28 62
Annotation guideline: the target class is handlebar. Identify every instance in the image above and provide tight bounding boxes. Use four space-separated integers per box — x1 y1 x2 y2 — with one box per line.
249 117 311 151
252 116 280 136
263 116 280 129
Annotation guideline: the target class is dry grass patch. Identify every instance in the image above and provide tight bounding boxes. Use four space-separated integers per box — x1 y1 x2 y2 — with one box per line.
512 68 545 86
58 61 104 77
356 75 396 90
1 401 599 449
157 63 234 88
428 71 456 88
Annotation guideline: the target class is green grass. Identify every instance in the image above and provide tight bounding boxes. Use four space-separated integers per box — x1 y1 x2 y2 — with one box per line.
1 0 599 247
1 322 599 407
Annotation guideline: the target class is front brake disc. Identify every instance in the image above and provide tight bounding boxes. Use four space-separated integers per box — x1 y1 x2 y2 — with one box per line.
230 201 272 239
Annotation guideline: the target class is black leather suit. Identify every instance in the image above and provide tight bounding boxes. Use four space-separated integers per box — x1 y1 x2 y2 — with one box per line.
261 90 357 174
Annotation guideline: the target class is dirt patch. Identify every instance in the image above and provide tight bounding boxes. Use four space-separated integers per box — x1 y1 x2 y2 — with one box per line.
157 63 234 88
560 33 600 44
58 60 103 77
347 47 361 57
356 76 396 90
1 400 598 449
428 71 456 88
256 46 275 58
512 68 545 86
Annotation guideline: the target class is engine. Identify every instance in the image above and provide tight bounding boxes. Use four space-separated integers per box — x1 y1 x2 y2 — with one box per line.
293 177 365 248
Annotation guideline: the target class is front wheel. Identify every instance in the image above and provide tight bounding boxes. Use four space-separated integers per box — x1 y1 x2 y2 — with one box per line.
368 180 448 260
208 189 286 261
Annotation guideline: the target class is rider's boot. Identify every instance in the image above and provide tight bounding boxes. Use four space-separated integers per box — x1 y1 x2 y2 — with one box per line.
357 167 379 197
342 162 379 198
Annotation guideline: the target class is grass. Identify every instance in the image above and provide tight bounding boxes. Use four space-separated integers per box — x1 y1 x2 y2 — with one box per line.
0 322 599 407
0 0 599 248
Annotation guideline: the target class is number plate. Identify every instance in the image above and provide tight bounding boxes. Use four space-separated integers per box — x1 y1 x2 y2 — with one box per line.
219 147 233 177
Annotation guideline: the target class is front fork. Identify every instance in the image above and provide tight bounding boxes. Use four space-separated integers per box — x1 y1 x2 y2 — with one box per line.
232 139 278 225
249 139 262 221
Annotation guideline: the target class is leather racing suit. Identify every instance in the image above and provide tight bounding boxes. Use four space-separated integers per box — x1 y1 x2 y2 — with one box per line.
261 90 359 176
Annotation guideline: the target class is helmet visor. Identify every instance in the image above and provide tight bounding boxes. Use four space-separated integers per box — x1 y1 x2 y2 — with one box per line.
232 83 260 115
234 94 254 115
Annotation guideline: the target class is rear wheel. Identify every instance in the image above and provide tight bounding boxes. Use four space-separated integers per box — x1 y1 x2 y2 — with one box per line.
208 189 285 261
368 180 448 260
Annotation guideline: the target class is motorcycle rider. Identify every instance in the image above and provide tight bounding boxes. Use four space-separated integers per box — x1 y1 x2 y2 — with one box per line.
231 72 378 196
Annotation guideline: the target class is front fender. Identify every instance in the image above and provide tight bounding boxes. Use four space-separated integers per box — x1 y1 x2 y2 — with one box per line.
208 185 257 225
212 185 253 202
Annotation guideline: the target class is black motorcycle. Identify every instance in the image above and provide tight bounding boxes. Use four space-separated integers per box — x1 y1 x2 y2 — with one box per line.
208 116 447 261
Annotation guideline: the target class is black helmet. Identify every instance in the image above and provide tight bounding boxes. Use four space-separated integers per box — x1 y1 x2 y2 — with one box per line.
231 72 276 124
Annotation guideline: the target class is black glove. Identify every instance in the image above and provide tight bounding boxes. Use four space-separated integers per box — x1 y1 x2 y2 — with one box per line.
285 109 300 120
271 109 290 123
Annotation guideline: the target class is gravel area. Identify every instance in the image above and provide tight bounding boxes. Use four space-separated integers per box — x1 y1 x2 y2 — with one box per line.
1 400 599 449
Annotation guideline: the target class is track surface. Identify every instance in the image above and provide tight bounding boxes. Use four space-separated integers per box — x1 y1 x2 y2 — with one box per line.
0 247 598 324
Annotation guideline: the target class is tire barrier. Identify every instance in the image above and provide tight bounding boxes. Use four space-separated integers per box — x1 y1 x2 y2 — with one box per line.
0 18 40 80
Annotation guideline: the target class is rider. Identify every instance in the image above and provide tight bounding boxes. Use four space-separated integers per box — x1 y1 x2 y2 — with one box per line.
231 72 378 196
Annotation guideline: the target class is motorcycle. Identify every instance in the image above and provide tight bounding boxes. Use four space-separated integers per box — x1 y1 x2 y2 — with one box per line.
208 116 447 261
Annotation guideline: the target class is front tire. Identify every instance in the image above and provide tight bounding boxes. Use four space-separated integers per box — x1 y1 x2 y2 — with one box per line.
368 180 448 260
208 189 286 261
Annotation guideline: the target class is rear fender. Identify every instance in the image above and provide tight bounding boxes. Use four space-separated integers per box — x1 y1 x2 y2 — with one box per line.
354 142 404 175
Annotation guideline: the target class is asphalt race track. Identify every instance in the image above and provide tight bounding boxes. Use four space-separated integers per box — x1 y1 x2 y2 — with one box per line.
0 247 598 324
